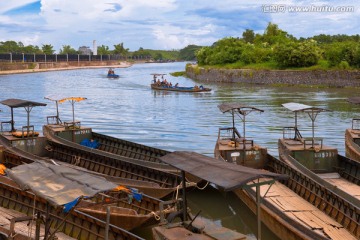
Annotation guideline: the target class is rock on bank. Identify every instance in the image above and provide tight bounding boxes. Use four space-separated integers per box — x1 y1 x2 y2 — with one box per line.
186 64 360 88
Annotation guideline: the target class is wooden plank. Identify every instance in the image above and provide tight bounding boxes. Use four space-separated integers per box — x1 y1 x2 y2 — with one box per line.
325 177 360 199
0 207 75 240
324 226 357 240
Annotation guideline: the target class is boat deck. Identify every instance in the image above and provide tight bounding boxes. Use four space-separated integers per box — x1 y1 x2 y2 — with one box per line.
282 138 335 151
251 178 357 240
0 207 75 240
318 173 360 200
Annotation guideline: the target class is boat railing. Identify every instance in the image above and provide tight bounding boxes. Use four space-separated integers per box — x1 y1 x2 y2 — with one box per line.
0 120 12 132
282 126 303 140
352 118 360 130
302 137 323 150
64 121 81 129
20 125 36 137
46 115 62 125
218 127 242 141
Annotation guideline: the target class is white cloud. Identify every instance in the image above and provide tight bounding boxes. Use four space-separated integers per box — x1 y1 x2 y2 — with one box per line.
0 0 37 13
0 0 359 52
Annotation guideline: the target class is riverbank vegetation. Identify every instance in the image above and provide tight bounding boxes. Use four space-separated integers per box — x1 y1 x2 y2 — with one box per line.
195 23 360 70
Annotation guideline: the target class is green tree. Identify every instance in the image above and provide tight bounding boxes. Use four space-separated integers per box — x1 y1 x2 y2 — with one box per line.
242 29 255 43
42 44 55 54
22 45 41 54
179 45 202 61
132 47 151 59
0 41 21 53
113 43 129 55
59 45 78 54
274 40 321 67
325 41 360 68
97 45 111 55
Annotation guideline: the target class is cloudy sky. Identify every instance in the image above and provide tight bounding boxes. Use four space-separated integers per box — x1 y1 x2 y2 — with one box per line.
0 0 358 53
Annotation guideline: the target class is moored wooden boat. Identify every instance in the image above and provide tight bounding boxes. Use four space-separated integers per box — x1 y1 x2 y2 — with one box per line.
0 168 143 240
278 103 360 207
345 97 360 162
43 124 177 173
0 134 194 199
4 160 178 232
214 103 359 240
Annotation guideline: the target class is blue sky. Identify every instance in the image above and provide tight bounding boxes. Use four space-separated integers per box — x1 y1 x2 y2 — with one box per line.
0 1 358 53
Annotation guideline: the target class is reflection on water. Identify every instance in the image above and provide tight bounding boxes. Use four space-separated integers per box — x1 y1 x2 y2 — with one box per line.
1 62 359 239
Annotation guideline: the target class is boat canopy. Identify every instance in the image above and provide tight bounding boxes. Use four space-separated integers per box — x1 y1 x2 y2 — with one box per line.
0 98 47 132
6 161 117 207
218 102 264 139
44 95 87 124
218 103 264 115
282 102 331 113
0 98 47 108
160 151 287 191
347 97 360 105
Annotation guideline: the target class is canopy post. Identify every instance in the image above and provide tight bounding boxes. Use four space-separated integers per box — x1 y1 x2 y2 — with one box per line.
11 107 15 132
256 184 261 240
71 100 75 124
181 170 188 222
244 179 275 240
232 109 236 140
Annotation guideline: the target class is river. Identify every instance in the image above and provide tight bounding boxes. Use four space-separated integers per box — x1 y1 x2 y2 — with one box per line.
0 62 359 239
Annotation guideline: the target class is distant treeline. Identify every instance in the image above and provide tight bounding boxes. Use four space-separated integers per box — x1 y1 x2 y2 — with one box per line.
196 22 360 70
0 41 202 61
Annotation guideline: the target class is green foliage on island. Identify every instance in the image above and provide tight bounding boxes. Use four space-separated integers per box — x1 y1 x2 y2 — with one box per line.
196 22 360 70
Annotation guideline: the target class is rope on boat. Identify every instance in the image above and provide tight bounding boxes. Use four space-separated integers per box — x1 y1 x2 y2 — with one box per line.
151 206 174 221
184 176 209 190
45 145 53 152
196 181 209 190
71 155 81 166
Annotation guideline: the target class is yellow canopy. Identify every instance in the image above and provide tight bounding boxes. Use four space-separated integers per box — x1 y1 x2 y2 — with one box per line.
58 97 87 104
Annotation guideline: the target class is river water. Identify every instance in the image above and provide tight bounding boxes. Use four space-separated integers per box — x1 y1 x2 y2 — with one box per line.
0 62 359 239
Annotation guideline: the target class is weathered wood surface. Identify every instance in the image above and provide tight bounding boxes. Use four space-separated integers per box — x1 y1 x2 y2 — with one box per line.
0 207 75 240
250 178 357 240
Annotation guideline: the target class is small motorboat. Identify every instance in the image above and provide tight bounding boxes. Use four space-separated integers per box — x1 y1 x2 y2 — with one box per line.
107 68 119 78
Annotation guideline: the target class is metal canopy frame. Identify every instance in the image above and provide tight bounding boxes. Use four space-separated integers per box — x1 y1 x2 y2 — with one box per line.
44 96 87 125
160 151 287 240
0 98 47 132
218 103 264 140
282 102 331 148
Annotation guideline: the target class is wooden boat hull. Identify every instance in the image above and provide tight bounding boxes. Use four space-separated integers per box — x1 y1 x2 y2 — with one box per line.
151 84 211 92
0 175 142 240
345 128 360 162
214 138 359 239
43 124 177 173
235 154 359 240
0 133 194 199
278 138 360 207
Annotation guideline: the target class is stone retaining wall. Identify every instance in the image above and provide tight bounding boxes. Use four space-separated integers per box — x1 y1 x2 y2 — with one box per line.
186 64 360 88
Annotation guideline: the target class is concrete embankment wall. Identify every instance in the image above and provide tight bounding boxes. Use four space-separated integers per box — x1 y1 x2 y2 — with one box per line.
0 61 121 71
186 64 360 88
